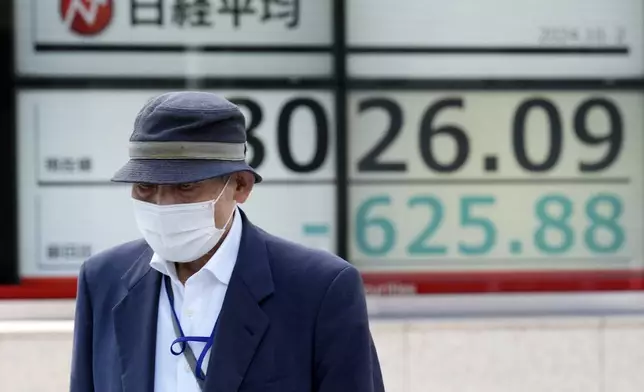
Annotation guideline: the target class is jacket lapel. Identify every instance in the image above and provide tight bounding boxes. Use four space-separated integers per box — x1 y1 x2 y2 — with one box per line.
112 245 161 392
204 210 274 392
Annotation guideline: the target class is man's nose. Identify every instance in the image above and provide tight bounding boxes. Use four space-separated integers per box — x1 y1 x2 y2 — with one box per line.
155 186 179 205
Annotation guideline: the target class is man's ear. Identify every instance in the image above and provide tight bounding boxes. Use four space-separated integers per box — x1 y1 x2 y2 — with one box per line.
232 171 255 204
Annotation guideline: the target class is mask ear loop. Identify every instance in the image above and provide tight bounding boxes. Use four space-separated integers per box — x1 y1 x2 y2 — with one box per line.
212 176 232 205
213 176 237 230
217 204 237 231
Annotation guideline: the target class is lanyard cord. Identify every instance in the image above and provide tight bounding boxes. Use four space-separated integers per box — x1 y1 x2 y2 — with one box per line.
164 275 220 384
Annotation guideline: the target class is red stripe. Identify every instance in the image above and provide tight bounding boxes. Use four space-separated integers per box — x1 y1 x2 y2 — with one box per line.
1 270 644 299
0 278 78 299
361 270 644 294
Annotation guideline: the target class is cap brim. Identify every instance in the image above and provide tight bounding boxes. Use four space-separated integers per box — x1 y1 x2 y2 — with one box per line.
111 159 262 185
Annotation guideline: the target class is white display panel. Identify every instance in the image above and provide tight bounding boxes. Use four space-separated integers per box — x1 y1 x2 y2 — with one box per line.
15 0 332 77
348 0 644 78
30 186 141 273
21 186 334 276
23 90 335 182
349 91 644 271
18 90 336 277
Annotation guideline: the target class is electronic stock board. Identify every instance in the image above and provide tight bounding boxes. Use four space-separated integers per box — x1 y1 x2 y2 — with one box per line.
5 0 644 296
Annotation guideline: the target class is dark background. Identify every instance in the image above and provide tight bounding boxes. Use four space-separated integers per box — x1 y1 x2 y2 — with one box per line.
0 0 18 284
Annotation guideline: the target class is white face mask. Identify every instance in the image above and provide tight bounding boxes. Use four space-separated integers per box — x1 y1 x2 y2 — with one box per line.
132 178 235 263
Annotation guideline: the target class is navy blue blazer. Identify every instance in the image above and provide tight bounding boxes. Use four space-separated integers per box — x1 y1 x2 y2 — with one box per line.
70 211 385 392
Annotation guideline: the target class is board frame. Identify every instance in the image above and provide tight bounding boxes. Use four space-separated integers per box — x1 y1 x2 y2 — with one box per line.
3 0 644 298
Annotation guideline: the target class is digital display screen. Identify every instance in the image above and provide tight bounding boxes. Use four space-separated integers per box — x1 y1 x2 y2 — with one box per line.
17 90 336 276
348 0 644 78
349 91 644 291
15 0 332 77
7 0 644 296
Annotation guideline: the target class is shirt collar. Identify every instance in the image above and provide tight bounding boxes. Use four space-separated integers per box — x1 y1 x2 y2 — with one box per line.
149 207 243 285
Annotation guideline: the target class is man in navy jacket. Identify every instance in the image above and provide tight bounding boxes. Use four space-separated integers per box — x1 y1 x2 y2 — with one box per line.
70 91 385 392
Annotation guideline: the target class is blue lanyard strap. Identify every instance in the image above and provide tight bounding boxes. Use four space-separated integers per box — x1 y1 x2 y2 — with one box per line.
164 275 220 383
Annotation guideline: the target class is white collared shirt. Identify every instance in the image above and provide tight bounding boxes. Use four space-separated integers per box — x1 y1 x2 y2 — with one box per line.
151 208 242 392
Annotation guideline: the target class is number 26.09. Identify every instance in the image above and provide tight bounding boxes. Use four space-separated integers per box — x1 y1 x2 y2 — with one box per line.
357 96 623 174
354 195 496 256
